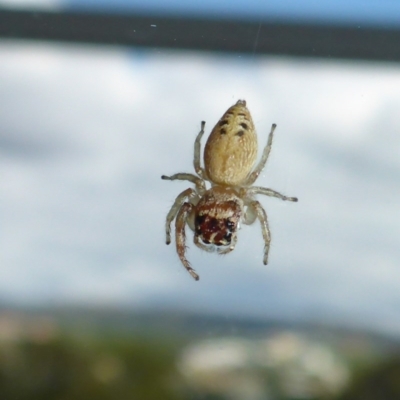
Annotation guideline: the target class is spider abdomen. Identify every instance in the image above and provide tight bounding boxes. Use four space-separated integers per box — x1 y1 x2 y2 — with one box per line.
204 100 257 186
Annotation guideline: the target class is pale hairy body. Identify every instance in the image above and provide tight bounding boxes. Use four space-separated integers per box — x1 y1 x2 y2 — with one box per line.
162 100 297 281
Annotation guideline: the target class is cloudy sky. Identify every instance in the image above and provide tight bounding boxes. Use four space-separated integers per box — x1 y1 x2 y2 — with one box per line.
0 39 399 334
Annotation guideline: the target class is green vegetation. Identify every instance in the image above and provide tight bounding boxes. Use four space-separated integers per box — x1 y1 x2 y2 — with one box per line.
337 357 400 400
0 335 185 400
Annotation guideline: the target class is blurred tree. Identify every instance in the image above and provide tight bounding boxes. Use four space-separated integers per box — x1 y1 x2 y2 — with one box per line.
337 357 400 400
0 337 184 400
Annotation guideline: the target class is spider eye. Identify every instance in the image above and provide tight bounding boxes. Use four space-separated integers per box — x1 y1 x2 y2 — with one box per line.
223 232 232 243
195 214 205 227
226 220 235 231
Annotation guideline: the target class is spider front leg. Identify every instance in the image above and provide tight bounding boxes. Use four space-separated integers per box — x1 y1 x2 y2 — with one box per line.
193 234 237 255
175 202 199 281
244 123 277 186
194 121 207 179
194 235 214 253
245 200 271 265
217 234 238 255
164 188 197 245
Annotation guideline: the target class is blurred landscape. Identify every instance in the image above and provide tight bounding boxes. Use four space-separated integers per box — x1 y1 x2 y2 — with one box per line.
0 306 399 400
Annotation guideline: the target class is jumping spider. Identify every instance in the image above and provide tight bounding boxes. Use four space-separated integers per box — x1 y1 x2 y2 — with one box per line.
162 100 297 280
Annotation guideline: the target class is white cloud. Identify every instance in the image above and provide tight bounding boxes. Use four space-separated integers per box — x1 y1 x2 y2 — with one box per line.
0 41 399 334
0 0 61 9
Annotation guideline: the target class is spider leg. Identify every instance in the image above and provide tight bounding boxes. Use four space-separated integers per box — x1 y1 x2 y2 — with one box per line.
217 234 238 255
247 186 298 202
164 188 197 245
176 202 199 281
247 200 271 265
194 121 207 179
194 235 214 253
244 123 276 186
194 234 237 255
243 202 257 225
161 173 206 194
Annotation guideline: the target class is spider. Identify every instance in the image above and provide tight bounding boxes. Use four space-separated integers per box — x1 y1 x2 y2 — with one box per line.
162 100 298 280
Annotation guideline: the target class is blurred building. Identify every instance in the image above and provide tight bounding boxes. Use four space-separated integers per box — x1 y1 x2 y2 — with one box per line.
179 332 349 400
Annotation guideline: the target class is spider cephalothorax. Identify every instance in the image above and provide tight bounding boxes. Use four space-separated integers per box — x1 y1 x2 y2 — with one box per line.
162 100 297 280
194 187 242 249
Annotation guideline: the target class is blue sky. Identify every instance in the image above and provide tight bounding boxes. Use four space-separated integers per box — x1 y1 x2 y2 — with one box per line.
0 40 400 335
2 0 400 27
